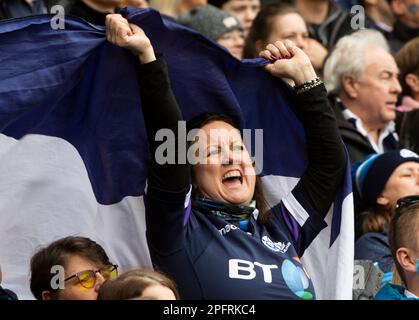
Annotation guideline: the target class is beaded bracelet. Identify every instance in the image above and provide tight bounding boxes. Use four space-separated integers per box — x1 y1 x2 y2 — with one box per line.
294 77 322 94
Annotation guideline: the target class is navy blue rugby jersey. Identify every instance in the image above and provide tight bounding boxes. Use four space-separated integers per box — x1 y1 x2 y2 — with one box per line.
145 184 327 300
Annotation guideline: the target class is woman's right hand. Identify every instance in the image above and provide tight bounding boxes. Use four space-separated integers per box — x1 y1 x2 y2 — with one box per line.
259 40 317 86
106 14 156 64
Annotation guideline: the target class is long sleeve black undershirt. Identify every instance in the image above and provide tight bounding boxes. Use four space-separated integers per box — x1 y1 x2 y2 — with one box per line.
137 56 190 191
137 56 347 219
292 84 347 218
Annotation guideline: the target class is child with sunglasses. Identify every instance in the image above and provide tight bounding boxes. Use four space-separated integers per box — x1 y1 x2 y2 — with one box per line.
30 236 118 300
374 195 419 300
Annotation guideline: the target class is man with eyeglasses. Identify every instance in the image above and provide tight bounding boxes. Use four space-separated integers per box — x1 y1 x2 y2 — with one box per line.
388 0 419 53
30 236 118 300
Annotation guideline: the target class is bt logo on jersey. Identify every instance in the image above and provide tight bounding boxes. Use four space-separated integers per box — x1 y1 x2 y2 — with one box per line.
228 258 315 299
229 259 278 283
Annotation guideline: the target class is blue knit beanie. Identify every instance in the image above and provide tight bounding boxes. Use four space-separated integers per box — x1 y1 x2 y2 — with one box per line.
352 149 419 209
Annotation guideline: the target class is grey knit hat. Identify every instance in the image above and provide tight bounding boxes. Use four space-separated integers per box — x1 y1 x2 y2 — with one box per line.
178 4 243 41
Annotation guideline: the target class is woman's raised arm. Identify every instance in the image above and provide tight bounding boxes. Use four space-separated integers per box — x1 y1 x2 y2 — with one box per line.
106 14 190 192
261 40 347 219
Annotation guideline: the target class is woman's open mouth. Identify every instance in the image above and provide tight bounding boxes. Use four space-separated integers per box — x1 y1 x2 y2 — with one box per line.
222 170 243 188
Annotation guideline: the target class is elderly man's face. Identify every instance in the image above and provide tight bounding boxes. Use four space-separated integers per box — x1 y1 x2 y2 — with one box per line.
353 46 402 128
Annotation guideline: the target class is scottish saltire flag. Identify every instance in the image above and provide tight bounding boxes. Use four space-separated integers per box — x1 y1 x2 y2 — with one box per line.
0 8 353 299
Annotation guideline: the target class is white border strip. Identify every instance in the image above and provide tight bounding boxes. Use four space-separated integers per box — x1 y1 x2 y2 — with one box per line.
282 192 310 227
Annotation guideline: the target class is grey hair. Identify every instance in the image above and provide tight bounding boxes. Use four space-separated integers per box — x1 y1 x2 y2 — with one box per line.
323 29 390 94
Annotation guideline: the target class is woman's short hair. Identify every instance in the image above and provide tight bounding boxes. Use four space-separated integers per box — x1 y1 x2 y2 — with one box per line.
243 2 298 59
323 29 389 95
388 201 419 286
395 37 419 96
97 268 180 300
30 236 112 300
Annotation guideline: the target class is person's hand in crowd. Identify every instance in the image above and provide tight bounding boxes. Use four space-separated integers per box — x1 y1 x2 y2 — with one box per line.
105 14 156 64
304 38 328 72
259 39 317 86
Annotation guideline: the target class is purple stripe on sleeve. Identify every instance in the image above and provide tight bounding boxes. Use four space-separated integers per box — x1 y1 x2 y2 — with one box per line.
183 199 192 226
280 203 300 241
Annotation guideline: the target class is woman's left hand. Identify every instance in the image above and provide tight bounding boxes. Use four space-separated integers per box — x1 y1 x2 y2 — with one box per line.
259 40 317 86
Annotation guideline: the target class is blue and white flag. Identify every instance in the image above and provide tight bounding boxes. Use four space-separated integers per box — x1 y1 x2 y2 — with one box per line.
0 8 353 299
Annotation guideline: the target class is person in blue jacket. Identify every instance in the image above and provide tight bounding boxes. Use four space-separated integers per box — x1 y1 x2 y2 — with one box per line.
374 195 419 300
106 13 346 299
354 150 419 274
